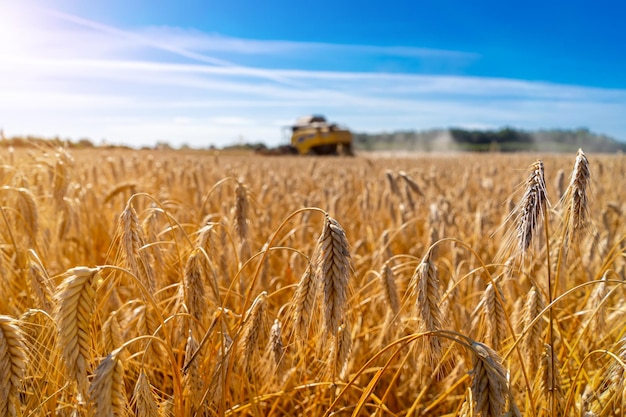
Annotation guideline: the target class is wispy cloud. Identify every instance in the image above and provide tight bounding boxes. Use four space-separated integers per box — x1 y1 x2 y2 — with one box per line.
0 3 625 147
136 26 479 60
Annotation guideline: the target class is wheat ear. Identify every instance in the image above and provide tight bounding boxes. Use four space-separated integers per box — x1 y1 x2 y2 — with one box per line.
482 283 508 351
118 202 156 293
240 292 267 369
183 249 207 324
263 318 286 384
398 170 424 197
183 332 203 416
292 263 318 341
521 286 545 372
582 273 608 344
563 148 591 243
516 160 549 253
317 215 351 335
234 180 249 243
0 316 27 417
385 170 400 196
102 311 123 355
89 347 127 416
132 371 159 417
379 262 400 317
328 322 352 381
412 249 444 362
16 187 39 240
27 258 53 312
539 343 564 414
267 318 285 370
470 342 510 417
554 168 565 198
55 266 99 397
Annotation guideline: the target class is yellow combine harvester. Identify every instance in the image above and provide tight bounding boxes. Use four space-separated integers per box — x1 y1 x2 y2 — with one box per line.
286 115 353 155
256 115 353 156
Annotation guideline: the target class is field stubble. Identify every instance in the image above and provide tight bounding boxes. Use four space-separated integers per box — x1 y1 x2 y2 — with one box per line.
0 147 624 416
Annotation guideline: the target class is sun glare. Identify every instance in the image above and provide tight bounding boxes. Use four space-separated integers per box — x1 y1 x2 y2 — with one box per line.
0 3 50 57
0 4 29 55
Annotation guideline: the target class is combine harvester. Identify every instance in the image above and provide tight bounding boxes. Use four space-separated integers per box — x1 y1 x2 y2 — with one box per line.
259 115 354 156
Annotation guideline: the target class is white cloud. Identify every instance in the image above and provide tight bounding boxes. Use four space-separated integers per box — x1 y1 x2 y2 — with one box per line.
0 2 625 148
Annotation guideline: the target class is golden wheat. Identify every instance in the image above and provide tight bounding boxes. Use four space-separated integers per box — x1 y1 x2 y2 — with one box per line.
0 146 621 416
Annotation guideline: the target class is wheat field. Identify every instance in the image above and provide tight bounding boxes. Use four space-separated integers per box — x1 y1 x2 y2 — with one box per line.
0 145 624 416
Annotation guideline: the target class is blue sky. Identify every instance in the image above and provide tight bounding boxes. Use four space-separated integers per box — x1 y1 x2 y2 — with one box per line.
1 0 625 148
